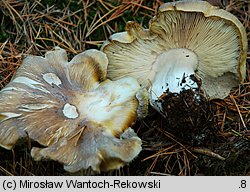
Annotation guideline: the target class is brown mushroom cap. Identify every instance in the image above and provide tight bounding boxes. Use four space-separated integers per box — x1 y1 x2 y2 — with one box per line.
0 47 147 173
102 0 247 112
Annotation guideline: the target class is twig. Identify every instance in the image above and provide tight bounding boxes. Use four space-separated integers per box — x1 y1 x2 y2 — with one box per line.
191 147 226 161
230 95 247 129
149 172 173 176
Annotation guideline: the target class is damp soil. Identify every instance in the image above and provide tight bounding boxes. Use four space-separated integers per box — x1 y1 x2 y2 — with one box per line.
127 81 250 176
160 89 216 146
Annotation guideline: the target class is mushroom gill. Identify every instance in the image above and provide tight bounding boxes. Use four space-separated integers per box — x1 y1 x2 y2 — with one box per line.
0 47 148 173
101 0 247 114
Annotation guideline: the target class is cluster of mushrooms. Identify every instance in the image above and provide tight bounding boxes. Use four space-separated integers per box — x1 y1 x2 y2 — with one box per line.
0 1 247 173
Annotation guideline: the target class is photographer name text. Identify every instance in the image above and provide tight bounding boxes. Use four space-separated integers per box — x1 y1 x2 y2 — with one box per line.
1 179 161 190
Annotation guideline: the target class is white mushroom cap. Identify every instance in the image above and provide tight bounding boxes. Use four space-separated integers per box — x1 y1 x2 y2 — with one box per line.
0 47 147 173
101 0 247 113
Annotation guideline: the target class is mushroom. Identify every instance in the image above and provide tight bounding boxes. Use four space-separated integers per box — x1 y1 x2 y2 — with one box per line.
0 47 148 173
101 0 248 114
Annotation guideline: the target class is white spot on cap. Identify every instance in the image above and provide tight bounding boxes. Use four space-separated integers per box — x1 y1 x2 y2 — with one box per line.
62 103 79 119
1 87 19 92
0 112 22 121
13 76 49 93
42 73 62 87
19 104 50 112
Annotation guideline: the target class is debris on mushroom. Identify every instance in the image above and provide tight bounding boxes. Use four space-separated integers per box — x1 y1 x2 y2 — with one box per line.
0 47 148 173
101 0 248 115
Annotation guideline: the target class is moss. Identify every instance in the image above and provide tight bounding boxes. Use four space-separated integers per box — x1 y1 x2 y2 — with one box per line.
0 30 7 43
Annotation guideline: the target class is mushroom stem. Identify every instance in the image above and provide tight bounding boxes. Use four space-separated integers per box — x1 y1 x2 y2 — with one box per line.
149 48 199 114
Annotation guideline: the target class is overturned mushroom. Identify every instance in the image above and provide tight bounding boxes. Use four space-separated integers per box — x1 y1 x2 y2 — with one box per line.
0 47 148 173
102 0 247 115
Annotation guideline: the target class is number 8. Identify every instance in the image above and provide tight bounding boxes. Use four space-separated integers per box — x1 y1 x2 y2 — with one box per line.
241 180 246 188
